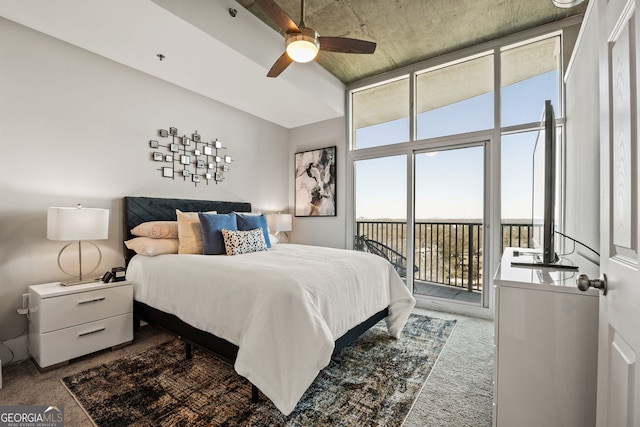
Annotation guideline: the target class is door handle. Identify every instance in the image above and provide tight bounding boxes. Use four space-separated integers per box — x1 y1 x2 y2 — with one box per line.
576 273 608 295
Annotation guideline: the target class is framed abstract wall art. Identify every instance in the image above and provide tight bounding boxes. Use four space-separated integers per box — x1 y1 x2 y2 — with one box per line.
295 146 336 217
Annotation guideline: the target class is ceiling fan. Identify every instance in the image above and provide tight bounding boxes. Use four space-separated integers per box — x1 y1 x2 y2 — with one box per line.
255 0 377 77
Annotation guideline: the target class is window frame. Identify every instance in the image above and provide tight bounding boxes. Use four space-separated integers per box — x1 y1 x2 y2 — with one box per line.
345 17 581 316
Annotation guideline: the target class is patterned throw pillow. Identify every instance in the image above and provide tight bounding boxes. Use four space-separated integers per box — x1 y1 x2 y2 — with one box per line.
221 228 267 255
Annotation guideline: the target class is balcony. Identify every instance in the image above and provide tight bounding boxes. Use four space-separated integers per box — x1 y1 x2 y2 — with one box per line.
355 220 533 303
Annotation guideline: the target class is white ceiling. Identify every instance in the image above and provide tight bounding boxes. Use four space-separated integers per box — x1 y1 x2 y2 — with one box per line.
0 0 346 129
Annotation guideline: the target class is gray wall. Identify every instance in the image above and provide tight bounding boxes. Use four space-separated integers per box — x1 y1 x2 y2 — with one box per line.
0 18 290 364
564 6 600 263
287 117 347 249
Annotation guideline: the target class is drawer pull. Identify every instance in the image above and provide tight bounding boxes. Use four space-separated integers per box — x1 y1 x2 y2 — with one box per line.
78 297 106 305
78 327 105 337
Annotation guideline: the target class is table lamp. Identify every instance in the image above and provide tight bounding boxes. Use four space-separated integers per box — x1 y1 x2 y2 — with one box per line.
47 204 109 285
267 213 292 242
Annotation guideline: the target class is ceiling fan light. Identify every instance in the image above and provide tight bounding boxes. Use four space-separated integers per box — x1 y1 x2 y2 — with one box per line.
286 28 319 63
551 0 584 8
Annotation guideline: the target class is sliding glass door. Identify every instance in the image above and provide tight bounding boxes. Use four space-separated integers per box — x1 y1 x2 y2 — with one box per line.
413 143 486 305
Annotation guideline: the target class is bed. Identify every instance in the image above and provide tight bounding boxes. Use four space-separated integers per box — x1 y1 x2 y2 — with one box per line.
123 196 415 415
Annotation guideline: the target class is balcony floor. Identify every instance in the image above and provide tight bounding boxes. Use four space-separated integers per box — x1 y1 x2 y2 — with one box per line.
414 280 482 304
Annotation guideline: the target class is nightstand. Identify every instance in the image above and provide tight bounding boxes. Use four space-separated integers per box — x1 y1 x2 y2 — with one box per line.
28 280 133 369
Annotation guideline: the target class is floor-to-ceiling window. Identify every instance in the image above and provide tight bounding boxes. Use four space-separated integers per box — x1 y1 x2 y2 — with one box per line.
354 156 407 267
500 35 563 256
348 23 572 316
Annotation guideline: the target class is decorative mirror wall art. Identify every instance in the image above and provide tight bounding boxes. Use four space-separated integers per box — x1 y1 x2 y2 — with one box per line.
295 146 336 217
149 127 232 186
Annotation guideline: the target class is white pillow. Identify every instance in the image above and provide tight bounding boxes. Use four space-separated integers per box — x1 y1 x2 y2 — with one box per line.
125 237 179 256
131 221 178 239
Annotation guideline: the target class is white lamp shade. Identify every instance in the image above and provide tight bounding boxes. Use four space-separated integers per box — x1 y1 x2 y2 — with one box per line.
268 213 292 232
47 206 109 241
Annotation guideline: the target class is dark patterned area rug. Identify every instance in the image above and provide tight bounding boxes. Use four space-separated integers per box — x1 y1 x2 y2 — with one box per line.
62 314 456 426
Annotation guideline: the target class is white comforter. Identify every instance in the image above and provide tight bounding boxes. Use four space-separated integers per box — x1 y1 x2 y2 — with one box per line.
126 243 416 415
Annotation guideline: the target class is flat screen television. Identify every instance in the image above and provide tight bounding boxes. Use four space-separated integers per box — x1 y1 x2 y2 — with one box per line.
532 99 556 265
511 100 576 269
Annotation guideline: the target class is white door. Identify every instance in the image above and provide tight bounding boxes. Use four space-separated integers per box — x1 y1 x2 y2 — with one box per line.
596 0 640 424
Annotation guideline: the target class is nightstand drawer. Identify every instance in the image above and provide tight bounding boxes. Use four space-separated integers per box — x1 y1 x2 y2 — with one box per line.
30 312 133 368
33 284 132 333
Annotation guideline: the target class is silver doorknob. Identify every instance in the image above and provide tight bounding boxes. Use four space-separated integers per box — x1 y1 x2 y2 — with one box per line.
576 273 607 295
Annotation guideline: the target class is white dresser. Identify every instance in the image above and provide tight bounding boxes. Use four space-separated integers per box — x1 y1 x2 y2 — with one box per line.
493 248 599 427
29 280 133 369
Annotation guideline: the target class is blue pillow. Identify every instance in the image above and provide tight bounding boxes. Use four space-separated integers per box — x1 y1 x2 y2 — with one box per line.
234 213 271 248
199 213 238 255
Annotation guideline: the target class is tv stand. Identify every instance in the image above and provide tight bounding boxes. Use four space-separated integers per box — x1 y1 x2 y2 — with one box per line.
509 251 579 270
510 260 579 270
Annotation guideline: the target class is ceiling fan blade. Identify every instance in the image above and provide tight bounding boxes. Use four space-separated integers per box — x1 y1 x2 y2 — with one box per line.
267 52 294 77
318 37 377 54
254 0 300 34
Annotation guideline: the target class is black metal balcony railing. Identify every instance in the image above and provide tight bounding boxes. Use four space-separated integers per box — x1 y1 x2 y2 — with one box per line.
355 220 533 292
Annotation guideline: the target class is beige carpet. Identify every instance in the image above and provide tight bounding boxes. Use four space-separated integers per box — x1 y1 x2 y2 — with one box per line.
0 309 493 426
405 308 494 427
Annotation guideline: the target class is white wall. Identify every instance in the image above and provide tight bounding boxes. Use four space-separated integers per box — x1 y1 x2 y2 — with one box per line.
288 117 347 249
564 4 600 263
0 18 290 364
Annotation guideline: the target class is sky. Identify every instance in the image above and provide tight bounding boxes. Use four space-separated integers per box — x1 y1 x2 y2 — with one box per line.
354 71 558 221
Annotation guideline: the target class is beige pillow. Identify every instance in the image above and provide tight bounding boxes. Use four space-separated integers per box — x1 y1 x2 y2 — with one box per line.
130 221 178 239
125 237 179 256
176 209 216 254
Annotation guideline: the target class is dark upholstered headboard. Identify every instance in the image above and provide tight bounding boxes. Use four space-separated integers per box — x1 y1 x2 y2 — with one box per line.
123 196 252 263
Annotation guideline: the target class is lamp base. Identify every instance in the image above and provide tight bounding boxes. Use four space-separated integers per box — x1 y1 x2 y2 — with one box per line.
60 277 102 286
57 241 102 284
274 231 289 243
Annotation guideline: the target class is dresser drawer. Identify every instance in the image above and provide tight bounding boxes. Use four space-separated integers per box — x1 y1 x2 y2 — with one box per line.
30 312 133 368
33 284 132 333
